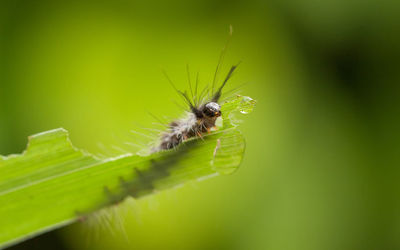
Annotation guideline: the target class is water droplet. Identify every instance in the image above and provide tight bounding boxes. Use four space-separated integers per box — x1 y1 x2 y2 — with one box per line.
238 96 255 114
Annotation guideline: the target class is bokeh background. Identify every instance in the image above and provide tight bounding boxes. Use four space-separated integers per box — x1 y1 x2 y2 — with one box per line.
1 0 400 249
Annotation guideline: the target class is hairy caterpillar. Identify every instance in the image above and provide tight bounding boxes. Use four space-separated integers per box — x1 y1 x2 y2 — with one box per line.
149 32 239 153
153 64 238 152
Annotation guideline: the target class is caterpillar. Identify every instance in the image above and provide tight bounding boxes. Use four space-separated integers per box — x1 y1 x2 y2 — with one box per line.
153 63 239 152
146 26 242 153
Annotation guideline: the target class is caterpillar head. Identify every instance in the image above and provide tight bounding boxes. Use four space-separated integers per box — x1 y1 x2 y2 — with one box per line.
203 102 221 118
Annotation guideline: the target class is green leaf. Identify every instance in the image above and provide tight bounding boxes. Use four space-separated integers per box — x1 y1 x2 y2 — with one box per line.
0 95 255 249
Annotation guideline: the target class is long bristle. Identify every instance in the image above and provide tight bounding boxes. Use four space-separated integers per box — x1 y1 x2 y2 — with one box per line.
186 64 195 106
211 63 239 102
194 72 199 106
212 25 233 96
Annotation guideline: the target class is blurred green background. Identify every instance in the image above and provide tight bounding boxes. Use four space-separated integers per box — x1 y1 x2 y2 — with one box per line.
1 0 399 249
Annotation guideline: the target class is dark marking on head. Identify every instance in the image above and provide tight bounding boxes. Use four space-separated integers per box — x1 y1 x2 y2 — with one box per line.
202 102 221 118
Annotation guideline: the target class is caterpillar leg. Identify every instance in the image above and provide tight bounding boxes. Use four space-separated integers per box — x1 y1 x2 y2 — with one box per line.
196 131 204 139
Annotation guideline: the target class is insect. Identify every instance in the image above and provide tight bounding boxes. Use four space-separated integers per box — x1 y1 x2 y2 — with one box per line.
147 26 241 153
154 63 238 152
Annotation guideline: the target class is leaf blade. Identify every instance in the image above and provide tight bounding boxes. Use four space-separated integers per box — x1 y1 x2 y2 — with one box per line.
0 95 255 249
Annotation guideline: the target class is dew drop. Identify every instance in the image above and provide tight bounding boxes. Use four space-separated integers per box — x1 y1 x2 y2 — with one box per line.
239 96 255 114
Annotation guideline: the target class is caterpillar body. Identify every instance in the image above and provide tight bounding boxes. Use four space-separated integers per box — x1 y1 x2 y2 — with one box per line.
153 64 238 152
